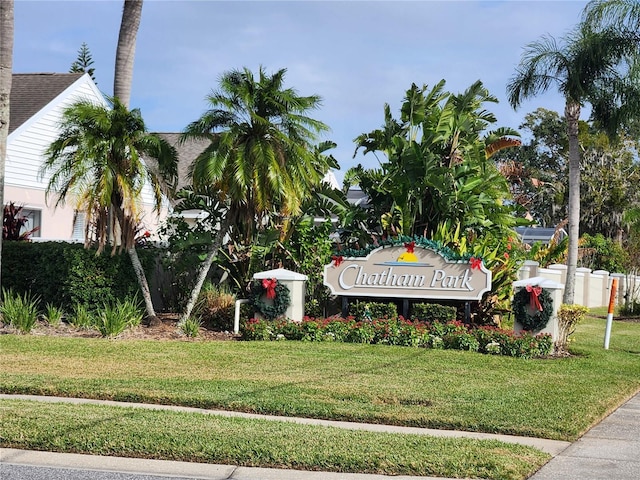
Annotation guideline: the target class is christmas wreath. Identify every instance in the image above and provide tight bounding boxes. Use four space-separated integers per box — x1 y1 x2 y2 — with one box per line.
249 278 291 320
512 285 553 332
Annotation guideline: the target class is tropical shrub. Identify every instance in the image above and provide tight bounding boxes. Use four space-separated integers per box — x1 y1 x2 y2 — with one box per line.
240 317 553 359
0 288 40 333
555 304 589 354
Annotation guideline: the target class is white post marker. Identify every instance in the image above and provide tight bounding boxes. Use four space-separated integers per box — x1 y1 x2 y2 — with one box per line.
604 278 618 349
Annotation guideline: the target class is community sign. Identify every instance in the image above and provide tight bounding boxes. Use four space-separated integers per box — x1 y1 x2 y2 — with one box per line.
323 244 492 301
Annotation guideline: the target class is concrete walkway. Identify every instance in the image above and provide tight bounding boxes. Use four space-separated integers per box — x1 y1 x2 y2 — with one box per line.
529 391 640 480
1 392 638 479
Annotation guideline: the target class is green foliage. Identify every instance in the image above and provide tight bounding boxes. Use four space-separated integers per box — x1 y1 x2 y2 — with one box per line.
579 233 628 273
241 317 553 359
43 303 64 326
348 301 398 321
195 282 236 331
283 218 334 316
180 316 202 338
1 242 156 311
68 303 94 330
0 289 40 333
410 303 456 322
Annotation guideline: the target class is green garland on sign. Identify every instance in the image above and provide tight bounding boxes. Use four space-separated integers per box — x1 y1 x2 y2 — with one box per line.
512 287 553 332
333 235 477 262
249 280 291 320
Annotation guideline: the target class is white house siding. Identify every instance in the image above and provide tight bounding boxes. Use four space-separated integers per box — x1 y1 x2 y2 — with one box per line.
6 74 169 241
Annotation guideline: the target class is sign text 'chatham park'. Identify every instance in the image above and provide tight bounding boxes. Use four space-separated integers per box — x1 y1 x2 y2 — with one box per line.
323 244 492 301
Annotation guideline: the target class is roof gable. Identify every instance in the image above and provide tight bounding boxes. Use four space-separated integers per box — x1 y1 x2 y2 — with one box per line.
9 73 85 134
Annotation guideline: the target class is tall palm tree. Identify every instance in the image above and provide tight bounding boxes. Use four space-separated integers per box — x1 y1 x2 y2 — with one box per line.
507 23 639 304
114 0 143 108
0 0 13 290
42 98 177 319
179 66 330 321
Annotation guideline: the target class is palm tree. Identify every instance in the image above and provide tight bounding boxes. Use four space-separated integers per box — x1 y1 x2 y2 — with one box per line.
0 0 13 290
179 66 330 321
42 98 177 319
114 0 143 108
507 23 640 304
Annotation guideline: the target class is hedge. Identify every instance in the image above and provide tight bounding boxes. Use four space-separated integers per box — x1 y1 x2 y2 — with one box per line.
1 241 157 311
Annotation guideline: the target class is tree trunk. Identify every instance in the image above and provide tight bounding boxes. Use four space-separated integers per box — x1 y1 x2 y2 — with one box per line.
180 215 233 323
0 1 14 290
563 100 581 305
114 0 143 108
127 246 156 320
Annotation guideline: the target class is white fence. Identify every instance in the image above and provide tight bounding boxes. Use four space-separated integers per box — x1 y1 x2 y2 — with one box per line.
517 260 640 308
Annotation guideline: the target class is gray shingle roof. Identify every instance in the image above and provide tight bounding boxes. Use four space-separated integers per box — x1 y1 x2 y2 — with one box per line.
155 133 210 192
9 73 84 134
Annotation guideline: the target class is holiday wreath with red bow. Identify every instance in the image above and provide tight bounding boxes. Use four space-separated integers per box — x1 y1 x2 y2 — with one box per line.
249 278 291 320
512 284 553 332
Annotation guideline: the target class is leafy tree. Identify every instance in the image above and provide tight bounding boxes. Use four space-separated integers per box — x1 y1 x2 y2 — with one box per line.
0 0 14 290
350 80 523 242
179 67 331 322
494 109 568 228
69 42 96 82
42 98 177 319
507 21 640 303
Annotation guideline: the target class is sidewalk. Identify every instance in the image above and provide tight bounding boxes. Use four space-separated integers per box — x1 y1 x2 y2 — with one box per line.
529 391 640 480
1 392 638 479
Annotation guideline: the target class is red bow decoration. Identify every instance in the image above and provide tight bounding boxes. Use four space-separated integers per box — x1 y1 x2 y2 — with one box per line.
470 257 482 270
404 241 415 253
332 255 344 267
525 284 543 311
262 278 278 299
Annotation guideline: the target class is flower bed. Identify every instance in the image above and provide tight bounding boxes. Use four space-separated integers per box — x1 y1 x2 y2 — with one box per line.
241 316 553 359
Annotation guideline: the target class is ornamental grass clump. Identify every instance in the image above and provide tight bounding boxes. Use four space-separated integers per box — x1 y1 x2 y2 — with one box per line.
556 304 589 354
43 303 64 326
195 282 235 331
180 316 201 338
68 303 94 330
96 298 143 338
0 288 40 334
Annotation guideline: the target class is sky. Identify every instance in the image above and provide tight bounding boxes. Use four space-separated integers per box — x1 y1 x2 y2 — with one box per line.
14 0 589 185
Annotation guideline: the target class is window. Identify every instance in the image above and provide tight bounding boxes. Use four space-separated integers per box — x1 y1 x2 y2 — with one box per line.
21 208 41 238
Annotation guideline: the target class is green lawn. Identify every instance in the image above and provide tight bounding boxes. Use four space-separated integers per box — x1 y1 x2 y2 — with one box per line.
0 399 548 480
0 315 638 479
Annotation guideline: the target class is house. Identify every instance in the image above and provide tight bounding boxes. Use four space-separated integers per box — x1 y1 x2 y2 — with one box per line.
6 72 169 241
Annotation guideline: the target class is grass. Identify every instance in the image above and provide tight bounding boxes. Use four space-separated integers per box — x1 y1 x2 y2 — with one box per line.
0 399 548 480
1 315 638 442
0 313 638 479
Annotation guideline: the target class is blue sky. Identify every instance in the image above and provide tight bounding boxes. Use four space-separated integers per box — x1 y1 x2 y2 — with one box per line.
14 0 588 184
